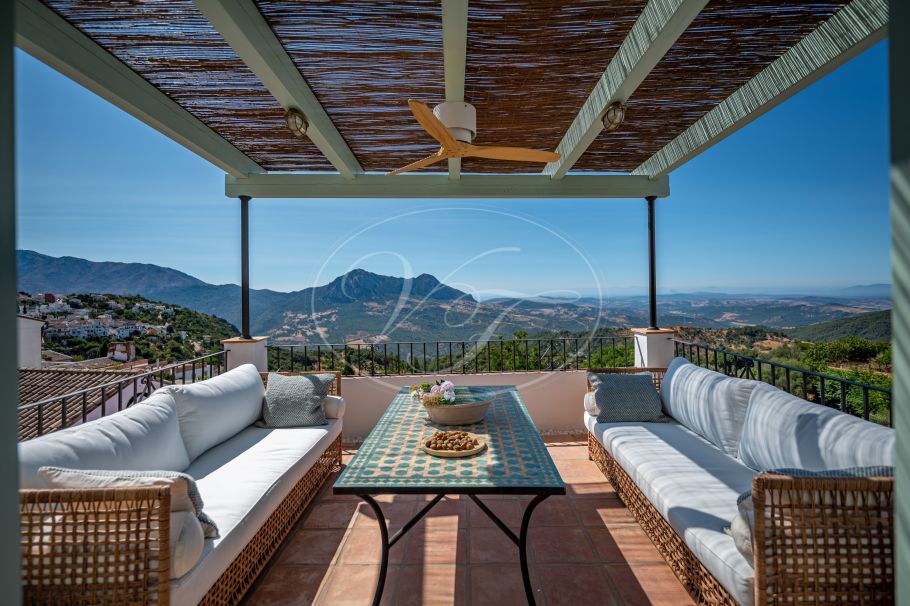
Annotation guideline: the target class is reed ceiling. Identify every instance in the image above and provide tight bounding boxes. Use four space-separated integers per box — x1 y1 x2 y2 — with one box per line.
41 0 853 175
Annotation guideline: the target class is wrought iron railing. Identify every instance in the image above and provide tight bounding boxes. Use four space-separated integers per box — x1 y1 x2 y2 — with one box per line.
18 351 228 441
268 337 634 377
673 340 892 427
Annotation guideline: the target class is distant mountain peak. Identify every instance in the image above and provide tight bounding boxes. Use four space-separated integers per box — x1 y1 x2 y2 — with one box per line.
322 268 470 303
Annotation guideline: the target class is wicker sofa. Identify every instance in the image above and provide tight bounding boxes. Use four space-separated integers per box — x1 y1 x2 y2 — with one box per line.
585 359 894 606
18 364 344 605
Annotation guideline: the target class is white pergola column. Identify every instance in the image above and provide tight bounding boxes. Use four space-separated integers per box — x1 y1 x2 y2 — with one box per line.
632 328 678 369
0 0 22 596
221 336 269 372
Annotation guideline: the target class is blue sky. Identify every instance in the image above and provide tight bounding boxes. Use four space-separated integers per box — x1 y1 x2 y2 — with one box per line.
15 41 891 298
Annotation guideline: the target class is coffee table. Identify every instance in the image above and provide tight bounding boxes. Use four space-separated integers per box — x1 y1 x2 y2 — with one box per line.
334 385 565 605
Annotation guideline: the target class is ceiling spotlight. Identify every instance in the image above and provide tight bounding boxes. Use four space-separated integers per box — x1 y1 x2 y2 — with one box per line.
603 102 626 131
285 108 308 138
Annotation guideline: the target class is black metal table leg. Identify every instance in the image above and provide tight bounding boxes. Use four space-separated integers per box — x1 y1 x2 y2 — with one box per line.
357 495 390 606
519 494 550 606
357 493 446 606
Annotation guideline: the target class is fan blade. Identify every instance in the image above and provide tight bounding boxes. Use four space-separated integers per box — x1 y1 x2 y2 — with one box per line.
409 100 459 149
386 152 448 176
463 145 560 163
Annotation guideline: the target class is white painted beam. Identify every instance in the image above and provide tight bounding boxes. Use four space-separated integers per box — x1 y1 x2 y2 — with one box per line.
194 0 362 178
15 0 263 178
543 0 707 179
634 0 887 178
442 0 469 180
225 173 669 199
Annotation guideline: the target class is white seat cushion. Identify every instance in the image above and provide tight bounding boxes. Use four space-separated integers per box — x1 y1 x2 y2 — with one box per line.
18 389 190 489
661 357 762 457
739 383 895 471
168 364 265 461
168 419 342 605
586 412 756 606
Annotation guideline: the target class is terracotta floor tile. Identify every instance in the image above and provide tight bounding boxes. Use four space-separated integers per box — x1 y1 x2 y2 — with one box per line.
469 527 519 564
588 526 664 564
530 526 597 564
607 563 696 606
470 565 537 606
556 460 613 483
278 529 347 566
543 442 589 461
244 441 693 606
468 497 523 530
566 480 617 499
245 564 330 606
304 501 359 529
537 565 620 606
573 497 636 527
403 529 467 565
355 500 418 532
392 565 467 606
317 565 398 606
421 497 469 531
531 496 579 526
339 528 406 565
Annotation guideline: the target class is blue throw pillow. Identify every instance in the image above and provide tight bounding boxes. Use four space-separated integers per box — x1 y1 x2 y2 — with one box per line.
259 373 333 428
592 374 667 423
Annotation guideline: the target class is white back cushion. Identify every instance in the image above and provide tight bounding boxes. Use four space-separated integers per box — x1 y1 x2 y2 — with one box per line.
661 357 761 457
738 383 895 471
169 364 264 461
18 389 190 489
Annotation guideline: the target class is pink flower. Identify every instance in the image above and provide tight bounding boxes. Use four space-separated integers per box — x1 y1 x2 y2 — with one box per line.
430 384 442 394
441 381 455 392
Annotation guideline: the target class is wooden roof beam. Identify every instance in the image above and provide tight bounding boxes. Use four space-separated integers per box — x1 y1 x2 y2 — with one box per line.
194 0 363 179
225 173 670 199
543 0 707 180
634 0 888 178
443 0 469 180
15 0 263 178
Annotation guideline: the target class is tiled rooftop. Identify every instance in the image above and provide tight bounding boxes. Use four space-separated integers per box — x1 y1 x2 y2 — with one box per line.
244 435 694 606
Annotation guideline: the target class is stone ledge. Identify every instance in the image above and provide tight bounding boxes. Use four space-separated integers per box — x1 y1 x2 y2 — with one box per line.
220 336 269 344
631 328 678 335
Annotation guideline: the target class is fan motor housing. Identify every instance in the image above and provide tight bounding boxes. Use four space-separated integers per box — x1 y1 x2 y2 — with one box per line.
433 102 476 143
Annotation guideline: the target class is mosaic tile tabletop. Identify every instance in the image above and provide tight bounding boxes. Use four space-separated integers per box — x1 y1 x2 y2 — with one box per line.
334 386 565 494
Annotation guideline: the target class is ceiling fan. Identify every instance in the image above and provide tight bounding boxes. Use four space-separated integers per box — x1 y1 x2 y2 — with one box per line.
387 100 560 176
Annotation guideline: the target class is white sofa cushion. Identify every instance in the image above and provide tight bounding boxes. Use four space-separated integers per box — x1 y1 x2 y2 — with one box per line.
170 511 205 580
168 419 342 605
168 364 265 461
323 395 346 420
738 383 895 471
661 357 761 457
586 412 757 606
18 389 190 489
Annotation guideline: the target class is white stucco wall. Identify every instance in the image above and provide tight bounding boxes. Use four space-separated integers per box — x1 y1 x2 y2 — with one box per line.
17 317 43 368
338 370 589 441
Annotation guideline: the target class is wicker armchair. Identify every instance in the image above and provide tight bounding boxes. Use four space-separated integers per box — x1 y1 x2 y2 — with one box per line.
20 371 343 606
585 368 894 605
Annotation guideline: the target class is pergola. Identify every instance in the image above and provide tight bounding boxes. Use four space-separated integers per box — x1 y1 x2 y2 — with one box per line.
12 0 888 341
0 1 906 603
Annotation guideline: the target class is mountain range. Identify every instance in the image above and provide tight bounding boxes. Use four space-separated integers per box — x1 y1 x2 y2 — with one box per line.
17 250 893 343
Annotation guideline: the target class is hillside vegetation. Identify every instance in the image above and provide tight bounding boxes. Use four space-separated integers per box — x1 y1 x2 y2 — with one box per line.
785 310 891 342
43 294 237 362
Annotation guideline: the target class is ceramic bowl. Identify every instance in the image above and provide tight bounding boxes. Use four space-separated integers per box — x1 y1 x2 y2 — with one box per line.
424 398 491 425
